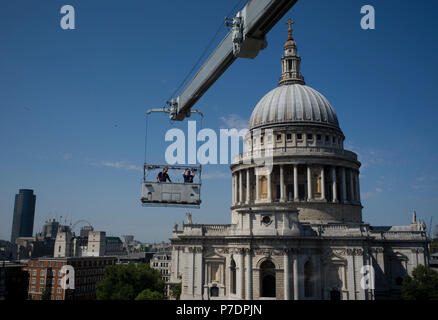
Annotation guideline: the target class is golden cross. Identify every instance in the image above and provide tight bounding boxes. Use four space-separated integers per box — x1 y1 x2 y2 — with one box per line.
286 19 294 39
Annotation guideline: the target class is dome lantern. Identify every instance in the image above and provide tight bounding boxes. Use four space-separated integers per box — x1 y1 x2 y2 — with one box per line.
279 19 305 86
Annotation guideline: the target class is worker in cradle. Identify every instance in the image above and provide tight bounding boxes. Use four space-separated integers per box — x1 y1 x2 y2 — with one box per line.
156 167 171 183
182 168 195 183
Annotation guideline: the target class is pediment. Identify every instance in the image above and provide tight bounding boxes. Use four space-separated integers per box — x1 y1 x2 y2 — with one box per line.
204 251 225 260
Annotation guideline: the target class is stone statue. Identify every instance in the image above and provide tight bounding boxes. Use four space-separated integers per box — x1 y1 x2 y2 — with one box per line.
186 212 193 224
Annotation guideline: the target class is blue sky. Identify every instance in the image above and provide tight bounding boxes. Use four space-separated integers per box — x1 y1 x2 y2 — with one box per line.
1 0 437 242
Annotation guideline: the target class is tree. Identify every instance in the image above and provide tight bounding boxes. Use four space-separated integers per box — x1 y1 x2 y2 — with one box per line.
96 263 164 300
41 288 51 300
401 265 438 300
135 289 164 300
171 282 182 300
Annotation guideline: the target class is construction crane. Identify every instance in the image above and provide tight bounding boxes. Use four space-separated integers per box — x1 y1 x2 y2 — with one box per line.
163 0 299 120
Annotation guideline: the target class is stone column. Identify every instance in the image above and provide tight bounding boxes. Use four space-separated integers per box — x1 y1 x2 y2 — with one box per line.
188 248 195 297
320 166 326 201
280 165 285 202
293 254 299 300
267 169 272 201
195 248 203 299
226 256 232 298
349 169 355 203
307 165 312 201
347 255 356 300
255 171 260 201
239 170 243 204
246 169 251 204
236 250 244 300
356 171 361 203
245 249 252 300
232 173 236 205
284 250 290 300
341 167 347 203
293 164 299 201
355 171 360 203
331 166 338 202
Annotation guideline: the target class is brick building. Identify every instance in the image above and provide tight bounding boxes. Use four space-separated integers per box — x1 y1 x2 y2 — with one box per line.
25 256 116 300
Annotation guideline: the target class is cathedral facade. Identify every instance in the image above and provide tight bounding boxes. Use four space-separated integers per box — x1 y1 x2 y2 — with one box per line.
169 24 429 300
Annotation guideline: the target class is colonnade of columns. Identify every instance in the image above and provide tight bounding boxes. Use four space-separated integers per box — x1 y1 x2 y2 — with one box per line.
232 164 361 206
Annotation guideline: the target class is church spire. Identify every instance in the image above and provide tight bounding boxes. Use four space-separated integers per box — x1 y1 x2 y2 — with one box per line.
278 19 305 86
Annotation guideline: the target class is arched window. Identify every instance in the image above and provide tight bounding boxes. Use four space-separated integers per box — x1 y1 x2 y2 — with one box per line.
304 260 313 297
230 259 236 295
260 260 276 298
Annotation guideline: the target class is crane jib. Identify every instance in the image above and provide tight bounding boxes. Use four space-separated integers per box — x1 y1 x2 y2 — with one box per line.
169 0 299 121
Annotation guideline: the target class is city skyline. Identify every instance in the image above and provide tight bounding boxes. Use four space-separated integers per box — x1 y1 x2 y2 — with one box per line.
1 0 438 243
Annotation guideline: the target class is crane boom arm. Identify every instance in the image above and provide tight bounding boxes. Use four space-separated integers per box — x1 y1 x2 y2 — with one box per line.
169 0 298 120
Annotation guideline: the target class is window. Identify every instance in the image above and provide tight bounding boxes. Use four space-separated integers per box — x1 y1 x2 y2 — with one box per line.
317 134 321 141
307 133 313 140
57 288 62 294
260 136 264 144
325 135 329 143
230 260 236 295
32 278 36 284
40 278 45 284
211 264 221 282
276 134 282 141
32 270 36 276
58 246 61 253
40 270 45 276
304 260 314 297
286 133 292 141
297 133 303 140
332 136 336 143
258 176 268 199
210 286 219 297
260 260 276 298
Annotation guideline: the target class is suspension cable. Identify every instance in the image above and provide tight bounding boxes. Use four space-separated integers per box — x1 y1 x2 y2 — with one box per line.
144 113 149 164
167 0 247 101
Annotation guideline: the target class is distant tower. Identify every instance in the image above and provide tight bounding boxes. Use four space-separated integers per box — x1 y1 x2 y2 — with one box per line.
80 225 94 238
87 231 106 257
41 218 60 239
10 189 36 244
54 226 73 258
412 210 417 224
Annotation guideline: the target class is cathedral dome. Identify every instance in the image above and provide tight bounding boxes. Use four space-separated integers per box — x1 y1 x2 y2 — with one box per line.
248 84 340 130
249 19 340 131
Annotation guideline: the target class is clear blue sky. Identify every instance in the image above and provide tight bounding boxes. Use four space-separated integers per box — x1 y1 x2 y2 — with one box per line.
1 0 437 242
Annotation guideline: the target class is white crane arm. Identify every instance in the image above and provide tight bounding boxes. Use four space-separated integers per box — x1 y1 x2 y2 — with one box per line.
168 0 299 121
